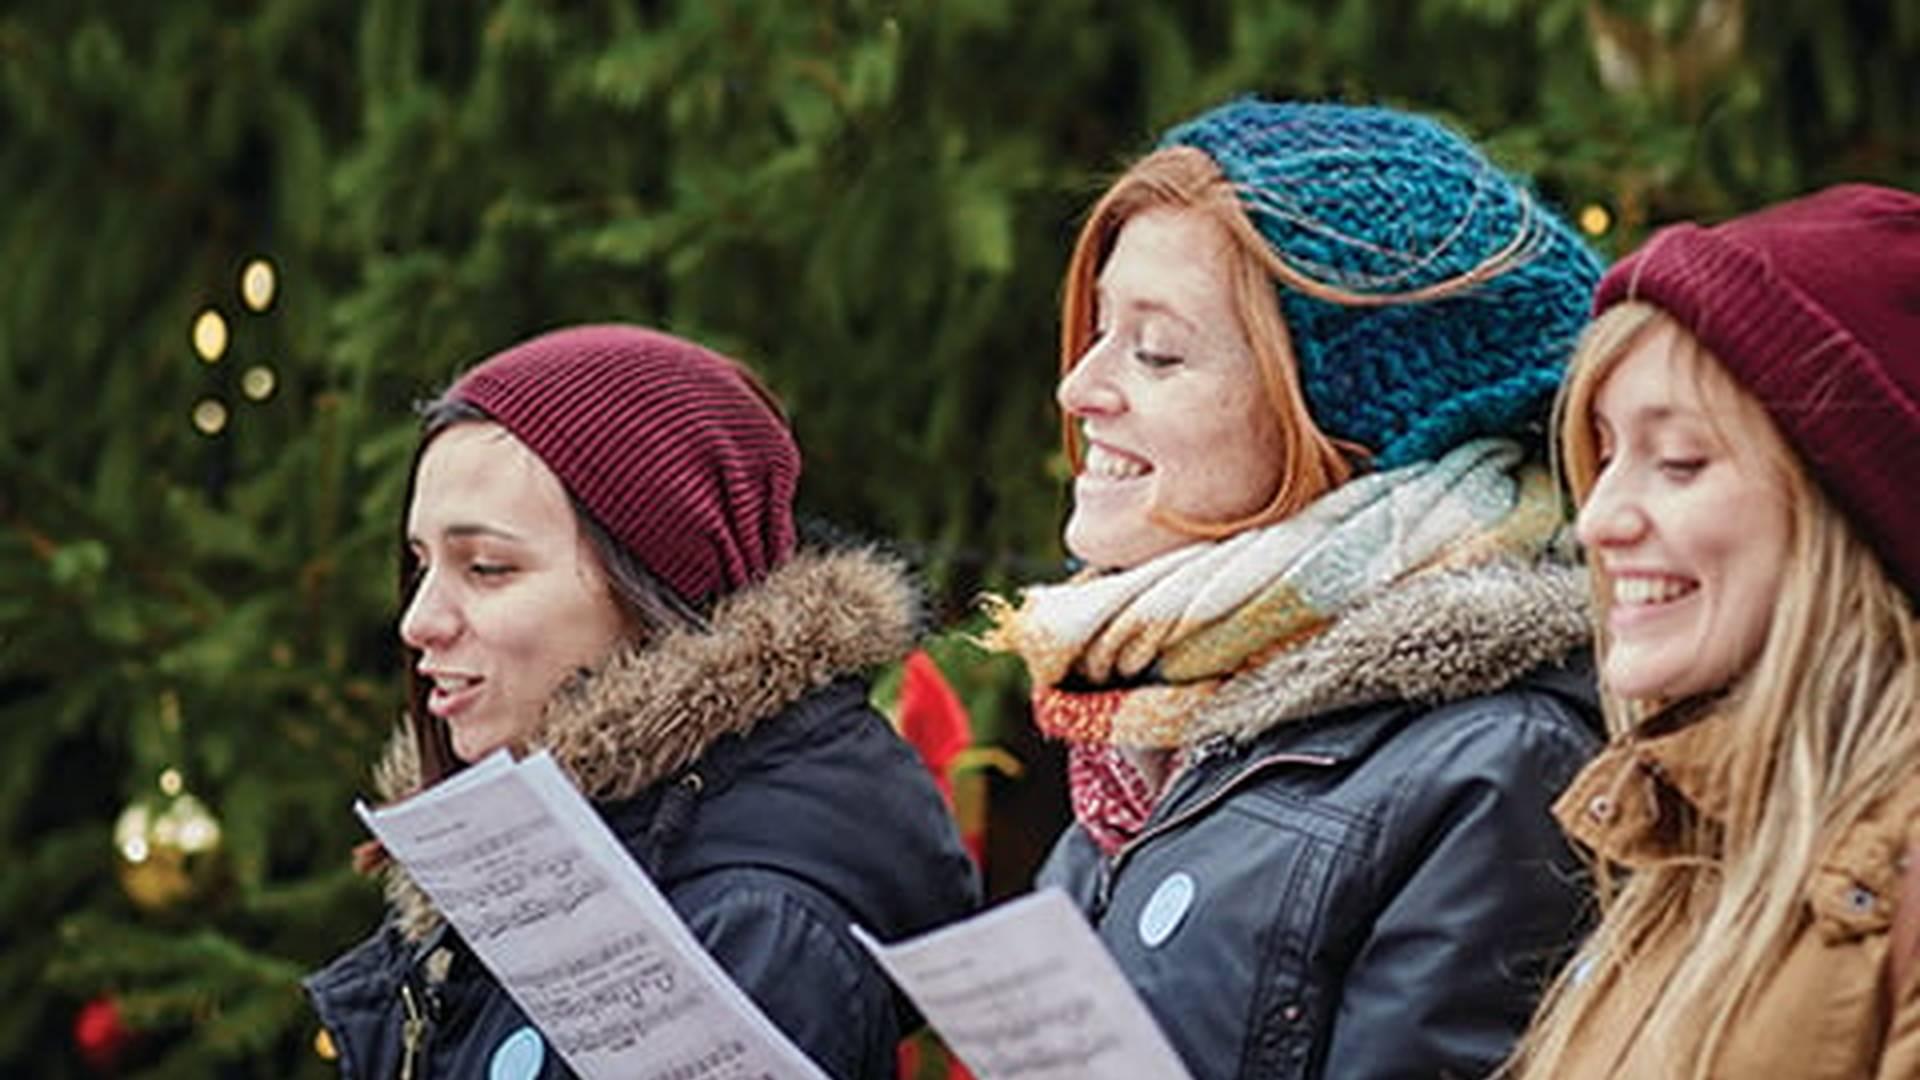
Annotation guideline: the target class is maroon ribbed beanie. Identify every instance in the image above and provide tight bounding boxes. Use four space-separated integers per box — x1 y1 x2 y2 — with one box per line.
1595 183 1920 602
446 324 799 605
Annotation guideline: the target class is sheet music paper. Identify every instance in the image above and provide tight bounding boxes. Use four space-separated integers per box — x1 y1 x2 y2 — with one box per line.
852 888 1193 1080
357 749 828 1080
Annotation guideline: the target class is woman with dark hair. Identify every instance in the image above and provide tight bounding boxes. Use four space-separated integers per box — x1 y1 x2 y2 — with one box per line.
306 324 979 1078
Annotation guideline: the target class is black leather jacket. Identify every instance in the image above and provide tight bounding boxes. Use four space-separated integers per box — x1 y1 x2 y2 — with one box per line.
1041 661 1599 1080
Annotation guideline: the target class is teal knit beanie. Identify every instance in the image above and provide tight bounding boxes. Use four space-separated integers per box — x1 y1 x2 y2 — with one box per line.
1161 99 1603 468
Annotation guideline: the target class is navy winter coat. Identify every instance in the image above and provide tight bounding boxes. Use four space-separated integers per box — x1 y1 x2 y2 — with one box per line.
305 551 980 1079
1041 561 1601 1079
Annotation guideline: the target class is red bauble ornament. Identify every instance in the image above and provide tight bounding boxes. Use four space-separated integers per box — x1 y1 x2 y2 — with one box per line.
73 996 132 1074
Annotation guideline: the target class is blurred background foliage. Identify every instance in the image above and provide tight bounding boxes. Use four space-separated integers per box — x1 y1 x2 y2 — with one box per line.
1 0 1915 1073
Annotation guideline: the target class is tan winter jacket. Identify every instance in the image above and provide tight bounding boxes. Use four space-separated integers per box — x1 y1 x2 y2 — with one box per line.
1546 712 1920 1078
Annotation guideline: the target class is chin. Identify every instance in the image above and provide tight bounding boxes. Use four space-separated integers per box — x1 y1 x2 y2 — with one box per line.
1604 657 1738 707
451 730 506 764
1065 521 1186 573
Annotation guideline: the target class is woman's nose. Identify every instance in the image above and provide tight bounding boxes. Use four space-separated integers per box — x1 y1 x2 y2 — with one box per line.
1575 472 1648 551
398 570 459 651
1057 344 1124 417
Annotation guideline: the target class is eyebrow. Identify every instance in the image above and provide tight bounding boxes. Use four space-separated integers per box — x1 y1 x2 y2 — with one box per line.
1093 289 1203 334
408 523 527 546
1598 403 1704 429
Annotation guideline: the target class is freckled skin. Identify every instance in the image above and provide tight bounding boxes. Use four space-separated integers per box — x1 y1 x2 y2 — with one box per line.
1058 209 1287 570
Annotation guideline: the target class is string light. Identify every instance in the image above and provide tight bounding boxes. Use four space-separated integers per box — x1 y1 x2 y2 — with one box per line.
242 365 276 402
1579 203 1613 238
159 769 183 797
192 309 228 363
117 806 152 863
240 259 277 312
192 398 229 436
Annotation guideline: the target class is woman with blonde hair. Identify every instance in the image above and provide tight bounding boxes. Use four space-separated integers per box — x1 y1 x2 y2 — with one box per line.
1512 183 1920 1078
987 99 1605 1078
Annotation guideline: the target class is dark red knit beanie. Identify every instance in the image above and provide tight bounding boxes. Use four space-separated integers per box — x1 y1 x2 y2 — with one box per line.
1595 183 1920 602
446 324 799 605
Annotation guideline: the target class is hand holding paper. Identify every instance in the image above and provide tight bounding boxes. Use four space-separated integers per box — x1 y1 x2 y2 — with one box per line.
357 750 828 1080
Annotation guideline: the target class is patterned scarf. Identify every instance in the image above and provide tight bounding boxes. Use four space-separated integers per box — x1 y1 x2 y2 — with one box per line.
986 438 1565 853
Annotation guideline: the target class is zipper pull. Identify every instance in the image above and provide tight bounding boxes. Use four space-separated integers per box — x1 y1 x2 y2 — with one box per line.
399 981 426 1080
1191 734 1233 764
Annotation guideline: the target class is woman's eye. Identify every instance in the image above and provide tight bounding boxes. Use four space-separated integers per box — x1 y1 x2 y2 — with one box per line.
1134 349 1183 370
469 562 515 578
1658 458 1707 479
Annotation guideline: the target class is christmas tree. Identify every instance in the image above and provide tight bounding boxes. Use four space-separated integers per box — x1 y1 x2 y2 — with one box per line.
3 0 1915 1073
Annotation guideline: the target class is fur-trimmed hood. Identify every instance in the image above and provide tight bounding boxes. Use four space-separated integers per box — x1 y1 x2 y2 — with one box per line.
534 546 918 801
1192 556 1592 745
374 546 922 940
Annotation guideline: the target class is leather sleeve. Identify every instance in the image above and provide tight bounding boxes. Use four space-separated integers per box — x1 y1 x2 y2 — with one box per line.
1320 691 1597 1079
674 868 899 1080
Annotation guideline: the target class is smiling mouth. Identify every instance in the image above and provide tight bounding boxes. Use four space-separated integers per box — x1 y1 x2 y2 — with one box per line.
1612 576 1699 608
426 675 484 717
1082 442 1152 481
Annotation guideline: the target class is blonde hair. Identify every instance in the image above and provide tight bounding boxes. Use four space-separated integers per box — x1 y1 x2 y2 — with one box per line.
1512 301 1920 1077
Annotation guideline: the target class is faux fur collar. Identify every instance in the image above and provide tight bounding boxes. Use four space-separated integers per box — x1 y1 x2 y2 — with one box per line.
536 547 918 801
373 547 918 942
1191 557 1591 745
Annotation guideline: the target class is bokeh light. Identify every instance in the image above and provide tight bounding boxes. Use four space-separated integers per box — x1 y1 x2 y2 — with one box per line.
240 259 277 312
192 309 229 363
191 398 229 436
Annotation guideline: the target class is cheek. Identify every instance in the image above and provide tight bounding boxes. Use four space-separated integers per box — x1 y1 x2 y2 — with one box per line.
542 594 628 676
1721 522 1789 651
1181 395 1282 509
490 587 624 690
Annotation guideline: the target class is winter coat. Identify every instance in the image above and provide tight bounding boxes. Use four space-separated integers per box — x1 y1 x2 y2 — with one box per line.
1544 712 1920 1078
304 549 981 1080
1039 558 1602 1080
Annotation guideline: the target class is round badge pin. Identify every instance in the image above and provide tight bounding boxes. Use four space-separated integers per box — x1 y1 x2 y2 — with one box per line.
1138 871 1197 948
489 1025 545 1080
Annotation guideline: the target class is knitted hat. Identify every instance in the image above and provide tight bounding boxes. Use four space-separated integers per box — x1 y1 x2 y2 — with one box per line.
446 324 799 605
1595 183 1920 602
1161 99 1603 468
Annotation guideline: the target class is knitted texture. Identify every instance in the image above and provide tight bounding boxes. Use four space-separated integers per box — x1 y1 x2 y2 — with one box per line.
1596 184 1920 602
449 324 799 605
987 437 1568 854
1161 99 1603 468
987 437 1563 748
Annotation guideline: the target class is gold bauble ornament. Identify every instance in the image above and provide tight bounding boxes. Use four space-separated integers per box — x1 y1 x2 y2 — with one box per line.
113 788 225 912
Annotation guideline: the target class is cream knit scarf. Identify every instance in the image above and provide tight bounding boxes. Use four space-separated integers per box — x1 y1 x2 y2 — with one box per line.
987 439 1565 852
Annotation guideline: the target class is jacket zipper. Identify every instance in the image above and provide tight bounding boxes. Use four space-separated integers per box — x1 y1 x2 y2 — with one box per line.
1091 749 1339 921
399 981 426 1080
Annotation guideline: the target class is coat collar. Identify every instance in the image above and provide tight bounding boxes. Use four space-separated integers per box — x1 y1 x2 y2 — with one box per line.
1190 557 1592 746
1553 700 1732 867
374 546 919 941
533 546 918 801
